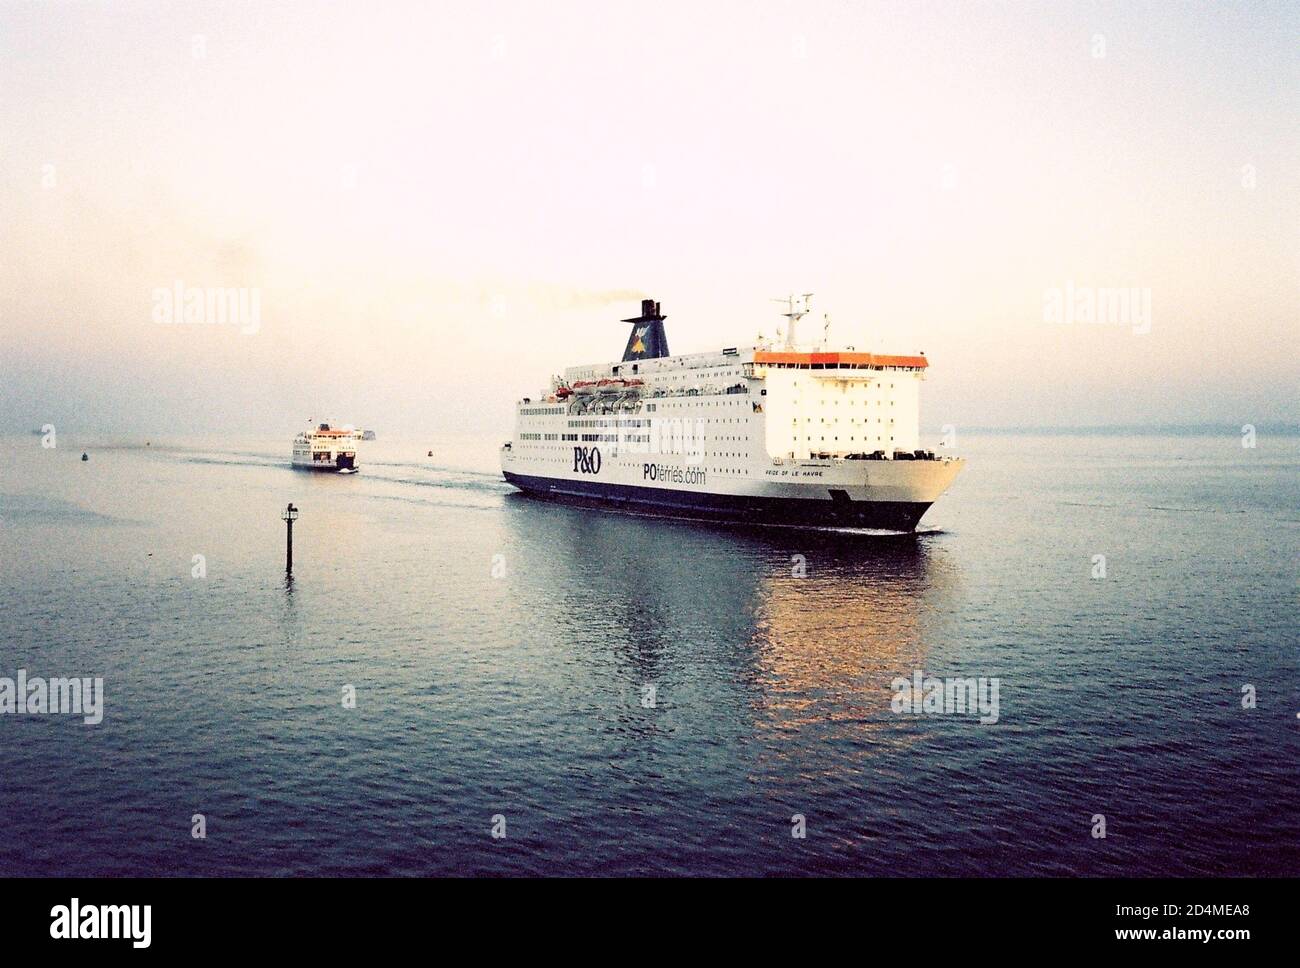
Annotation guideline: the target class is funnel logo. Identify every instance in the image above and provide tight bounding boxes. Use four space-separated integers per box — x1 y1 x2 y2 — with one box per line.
573 446 602 475
630 326 647 355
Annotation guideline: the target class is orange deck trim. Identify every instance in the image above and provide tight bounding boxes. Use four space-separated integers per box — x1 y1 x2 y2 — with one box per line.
752 351 928 369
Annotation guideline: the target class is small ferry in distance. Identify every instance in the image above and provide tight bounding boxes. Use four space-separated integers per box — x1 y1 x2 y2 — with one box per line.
292 422 363 472
501 295 965 531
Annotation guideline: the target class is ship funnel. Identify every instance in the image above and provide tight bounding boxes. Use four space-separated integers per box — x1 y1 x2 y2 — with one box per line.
619 298 670 361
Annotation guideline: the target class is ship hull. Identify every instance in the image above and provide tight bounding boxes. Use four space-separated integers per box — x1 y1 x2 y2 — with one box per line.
291 458 357 472
503 471 934 531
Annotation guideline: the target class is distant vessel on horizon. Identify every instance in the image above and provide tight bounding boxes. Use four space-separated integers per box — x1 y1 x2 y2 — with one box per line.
292 422 363 472
500 296 964 531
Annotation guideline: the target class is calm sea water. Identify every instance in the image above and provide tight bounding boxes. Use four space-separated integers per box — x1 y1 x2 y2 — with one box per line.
0 431 1296 876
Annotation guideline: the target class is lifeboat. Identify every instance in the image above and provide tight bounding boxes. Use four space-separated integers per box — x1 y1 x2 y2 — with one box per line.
597 377 646 394
573 376 646 396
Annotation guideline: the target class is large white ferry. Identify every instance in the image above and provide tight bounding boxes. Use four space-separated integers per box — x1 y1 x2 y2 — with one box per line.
500 297 964 531
291 423 362 472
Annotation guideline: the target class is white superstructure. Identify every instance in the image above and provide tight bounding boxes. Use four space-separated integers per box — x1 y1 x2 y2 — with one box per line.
501 298 963 530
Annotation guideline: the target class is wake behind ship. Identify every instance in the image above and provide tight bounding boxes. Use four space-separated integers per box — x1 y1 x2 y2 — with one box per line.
500 297 964 530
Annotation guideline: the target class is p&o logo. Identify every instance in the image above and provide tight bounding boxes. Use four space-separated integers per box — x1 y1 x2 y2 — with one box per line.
573 446 602 475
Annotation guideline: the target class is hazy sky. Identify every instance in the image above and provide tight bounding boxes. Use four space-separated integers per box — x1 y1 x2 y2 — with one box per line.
1 0 1296 435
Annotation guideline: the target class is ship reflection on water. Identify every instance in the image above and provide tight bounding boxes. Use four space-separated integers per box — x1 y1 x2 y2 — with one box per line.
490 501 968 871
506 499 960 760
746 533 956 743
